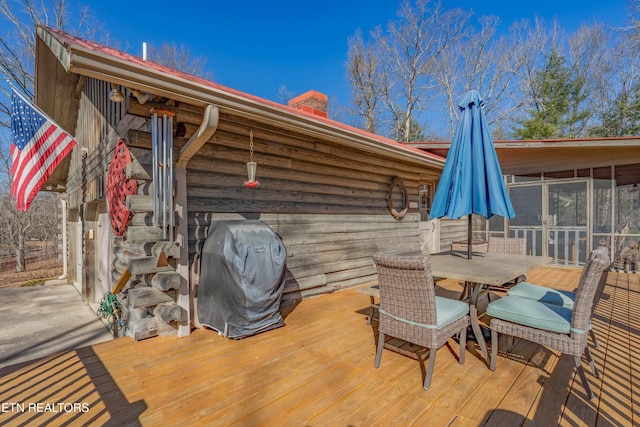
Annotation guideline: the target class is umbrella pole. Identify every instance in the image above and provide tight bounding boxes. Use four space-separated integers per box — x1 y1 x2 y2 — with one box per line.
467 214 473 260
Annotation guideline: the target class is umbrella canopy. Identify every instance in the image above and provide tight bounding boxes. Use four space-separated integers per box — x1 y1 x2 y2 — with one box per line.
430 90 515 258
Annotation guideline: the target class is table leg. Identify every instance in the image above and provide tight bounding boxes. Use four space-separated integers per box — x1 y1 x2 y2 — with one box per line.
468 304 489 364
469 282 489 365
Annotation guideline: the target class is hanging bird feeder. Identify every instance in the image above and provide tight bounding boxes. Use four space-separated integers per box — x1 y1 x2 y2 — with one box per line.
244 130 260 188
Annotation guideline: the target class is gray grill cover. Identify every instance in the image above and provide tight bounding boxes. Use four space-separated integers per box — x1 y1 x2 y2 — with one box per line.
198 220 286 338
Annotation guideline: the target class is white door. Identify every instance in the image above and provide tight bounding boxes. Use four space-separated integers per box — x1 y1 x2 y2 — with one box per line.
420 218 439 254
74 220 83 294
419 183 440 253
96 213 112 302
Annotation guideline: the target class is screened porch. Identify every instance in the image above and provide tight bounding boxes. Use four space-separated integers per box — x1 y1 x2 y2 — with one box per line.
477 164 640 270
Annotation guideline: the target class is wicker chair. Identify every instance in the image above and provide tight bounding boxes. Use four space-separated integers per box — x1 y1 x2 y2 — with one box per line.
505 255 611 349
460 237 528 300
487 246 611 400
488 236 527 256
372 253 470 390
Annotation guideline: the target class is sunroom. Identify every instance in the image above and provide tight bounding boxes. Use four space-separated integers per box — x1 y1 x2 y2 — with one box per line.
417 137 640 270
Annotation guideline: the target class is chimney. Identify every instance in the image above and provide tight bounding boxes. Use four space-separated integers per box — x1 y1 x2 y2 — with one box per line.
288 90 328 118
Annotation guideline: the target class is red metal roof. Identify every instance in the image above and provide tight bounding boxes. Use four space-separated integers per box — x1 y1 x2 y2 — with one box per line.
42 26 444 164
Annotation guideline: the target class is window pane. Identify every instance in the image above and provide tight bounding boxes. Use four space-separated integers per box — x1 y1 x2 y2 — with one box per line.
613 183 640 267
548 182 587 227
488 215 504 232
510 186 542 227
593 179 612 233
615 184 640 235
514 174 541 183
419 184 432 222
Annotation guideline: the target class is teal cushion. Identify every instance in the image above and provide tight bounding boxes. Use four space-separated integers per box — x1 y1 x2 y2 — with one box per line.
507 282 575 308
487 295 573 334
435 296 469 328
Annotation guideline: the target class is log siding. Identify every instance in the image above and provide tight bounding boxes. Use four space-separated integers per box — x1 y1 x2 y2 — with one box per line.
120 98 434 309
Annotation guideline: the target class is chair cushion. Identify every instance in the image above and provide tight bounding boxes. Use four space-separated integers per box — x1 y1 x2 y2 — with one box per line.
507 282 575 308
486 295 573 334
435 296 469 328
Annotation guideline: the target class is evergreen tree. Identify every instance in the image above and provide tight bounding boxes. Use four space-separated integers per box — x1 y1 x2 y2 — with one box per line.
588 87 640 136
406 117 427 142
394 115 427 142
513 49 585 139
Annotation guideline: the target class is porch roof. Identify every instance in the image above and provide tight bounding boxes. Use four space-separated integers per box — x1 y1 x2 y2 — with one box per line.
412 137 640 186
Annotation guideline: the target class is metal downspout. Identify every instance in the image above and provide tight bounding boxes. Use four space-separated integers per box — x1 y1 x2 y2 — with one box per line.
175 104 219 337
58 195 68 280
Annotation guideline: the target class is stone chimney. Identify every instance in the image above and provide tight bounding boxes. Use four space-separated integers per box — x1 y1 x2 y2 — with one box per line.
288 90 328 118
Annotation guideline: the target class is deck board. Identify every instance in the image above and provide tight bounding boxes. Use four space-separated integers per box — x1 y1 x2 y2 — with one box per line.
590 274 634 427
0 266 637 426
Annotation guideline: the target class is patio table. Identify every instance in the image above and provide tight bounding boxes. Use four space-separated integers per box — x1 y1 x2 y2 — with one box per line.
428 250 551 365
361 251 551 366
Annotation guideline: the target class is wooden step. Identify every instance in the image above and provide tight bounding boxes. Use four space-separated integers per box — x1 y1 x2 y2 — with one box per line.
129 315 176 340
129 317 158 341
156 318 177 336
126 195 153 212
128 253 174 275
128 287 174 309
125 225 166 242
113 239 180 259
126 158 152 180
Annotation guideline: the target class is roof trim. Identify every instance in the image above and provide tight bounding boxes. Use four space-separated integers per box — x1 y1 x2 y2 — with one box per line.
411 136 640 150
410 137 640 181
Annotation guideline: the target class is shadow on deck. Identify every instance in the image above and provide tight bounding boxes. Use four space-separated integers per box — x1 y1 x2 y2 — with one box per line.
0 266 637 426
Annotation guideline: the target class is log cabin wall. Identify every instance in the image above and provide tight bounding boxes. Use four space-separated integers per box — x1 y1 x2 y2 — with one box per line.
65 78 128 293
439 218 469 252
125 98 440 306
64 80 442 336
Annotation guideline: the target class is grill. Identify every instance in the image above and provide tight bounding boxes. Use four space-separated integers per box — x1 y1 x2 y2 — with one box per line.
197 220 287 338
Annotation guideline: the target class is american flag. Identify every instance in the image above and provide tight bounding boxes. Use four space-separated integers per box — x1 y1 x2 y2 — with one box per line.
10 89 76 212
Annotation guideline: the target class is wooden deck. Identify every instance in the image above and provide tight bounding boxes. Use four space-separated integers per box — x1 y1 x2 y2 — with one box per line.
1 266 638 426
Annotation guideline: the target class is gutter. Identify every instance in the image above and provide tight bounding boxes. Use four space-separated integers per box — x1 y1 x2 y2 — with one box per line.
175 104 219 337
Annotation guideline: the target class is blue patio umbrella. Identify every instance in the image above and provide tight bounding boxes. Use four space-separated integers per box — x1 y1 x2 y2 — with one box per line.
430 90 515 259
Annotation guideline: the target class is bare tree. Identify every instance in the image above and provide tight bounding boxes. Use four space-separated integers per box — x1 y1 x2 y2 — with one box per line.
346 2 640 141
430 14 526 137
589 24 640 136
346 28 385 133
347 0 469 141
0 0 101 119
0 144 58 272
512 19 613 138
474 21 536 135
147 42 212 79
277 85 295 105
510 18 560 117
381 0 469 141
565 23 610 137
0 0 100 272
625 0 640 47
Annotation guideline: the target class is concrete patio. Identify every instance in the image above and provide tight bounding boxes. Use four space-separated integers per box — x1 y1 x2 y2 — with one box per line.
0 282 113 369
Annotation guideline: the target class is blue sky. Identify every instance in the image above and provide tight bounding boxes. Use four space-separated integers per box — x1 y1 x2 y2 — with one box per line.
81 1 631 110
